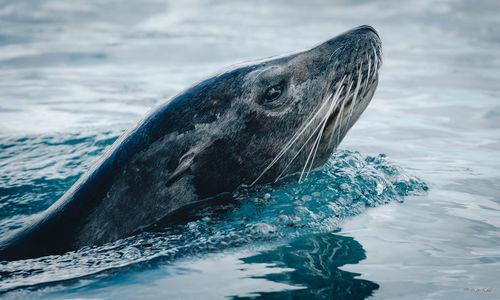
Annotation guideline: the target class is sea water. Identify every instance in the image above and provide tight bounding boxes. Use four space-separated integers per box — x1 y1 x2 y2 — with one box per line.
0 0 499 299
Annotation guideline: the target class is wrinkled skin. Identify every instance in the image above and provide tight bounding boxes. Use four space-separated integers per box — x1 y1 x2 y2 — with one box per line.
0 25 382 260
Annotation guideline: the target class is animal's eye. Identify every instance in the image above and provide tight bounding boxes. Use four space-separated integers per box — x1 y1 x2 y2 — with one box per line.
264 84 282 101
257 78 287 109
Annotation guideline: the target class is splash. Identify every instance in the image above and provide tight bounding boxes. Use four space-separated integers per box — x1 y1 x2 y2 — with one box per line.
0 148 426 293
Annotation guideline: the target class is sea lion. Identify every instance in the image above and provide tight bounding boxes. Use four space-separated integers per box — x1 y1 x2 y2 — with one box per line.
0 25 382 261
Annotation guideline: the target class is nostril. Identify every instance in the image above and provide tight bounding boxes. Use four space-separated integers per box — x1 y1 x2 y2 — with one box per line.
356 25 379 38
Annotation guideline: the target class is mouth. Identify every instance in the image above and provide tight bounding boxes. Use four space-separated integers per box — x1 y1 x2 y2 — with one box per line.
322 94 352 138
321 49 382 138
249 26 382 187
324 96 353 129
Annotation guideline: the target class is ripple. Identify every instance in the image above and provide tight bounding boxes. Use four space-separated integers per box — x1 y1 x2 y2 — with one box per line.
0 131 119 237
0 150 426 293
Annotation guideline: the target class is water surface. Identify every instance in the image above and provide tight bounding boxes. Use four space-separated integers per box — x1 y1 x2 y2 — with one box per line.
0 0 499 299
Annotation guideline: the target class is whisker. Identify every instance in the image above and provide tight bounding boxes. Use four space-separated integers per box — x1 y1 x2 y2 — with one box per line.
345 83 357 128
334 94 349 147
332 60 362 150
249 79 336 186
365 52 371 91
311 91 349 178
328 76 353 149
298 75 346 183
304 90 342 179
327 63 361 155
250 40 381 187
370 41 380 72
273 92 336 182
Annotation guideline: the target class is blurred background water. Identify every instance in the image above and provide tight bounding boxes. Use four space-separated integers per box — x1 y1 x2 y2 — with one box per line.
0 0 499 299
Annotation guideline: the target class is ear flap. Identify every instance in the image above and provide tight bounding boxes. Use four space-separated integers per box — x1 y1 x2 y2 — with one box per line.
165 152 195 187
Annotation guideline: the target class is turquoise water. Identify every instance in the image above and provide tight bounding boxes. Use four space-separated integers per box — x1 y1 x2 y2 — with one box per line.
0 0 499 299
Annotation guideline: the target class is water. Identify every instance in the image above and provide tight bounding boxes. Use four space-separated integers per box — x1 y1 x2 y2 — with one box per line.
0 0 499 299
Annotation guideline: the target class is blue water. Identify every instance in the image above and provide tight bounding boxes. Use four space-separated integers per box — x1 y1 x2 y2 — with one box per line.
0 0 499 299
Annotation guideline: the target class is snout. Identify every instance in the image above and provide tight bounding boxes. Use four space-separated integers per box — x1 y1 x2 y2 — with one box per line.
323 25 381 51
312 25 382 65
352 25 380 39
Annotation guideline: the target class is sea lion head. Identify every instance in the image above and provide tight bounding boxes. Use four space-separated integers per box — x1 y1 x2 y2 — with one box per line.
184 25 382 196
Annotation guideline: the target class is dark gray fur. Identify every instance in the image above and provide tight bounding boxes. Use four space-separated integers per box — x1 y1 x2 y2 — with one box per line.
0 25 382 260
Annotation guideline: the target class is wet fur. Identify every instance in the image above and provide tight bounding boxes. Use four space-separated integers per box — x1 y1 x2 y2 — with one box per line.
0 25 382 260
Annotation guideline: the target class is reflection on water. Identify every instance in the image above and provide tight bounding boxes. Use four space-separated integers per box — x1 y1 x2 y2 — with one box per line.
1 233 378 299
236 233 378 300
0 0 499 298
0 149 422 295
